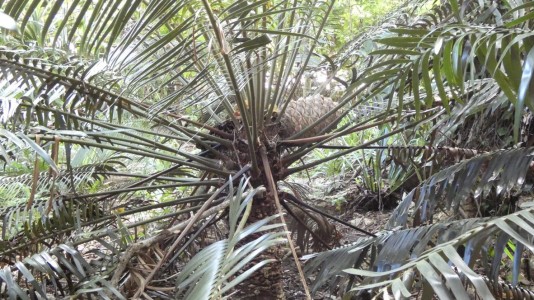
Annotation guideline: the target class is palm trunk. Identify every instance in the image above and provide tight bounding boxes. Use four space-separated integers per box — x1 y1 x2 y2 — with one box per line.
236 194 286 299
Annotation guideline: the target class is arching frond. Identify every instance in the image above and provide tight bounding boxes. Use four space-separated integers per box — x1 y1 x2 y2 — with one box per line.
0 164 112 202
306 208 534 299
305 143 534 298
0 241 127 299
331 0 534 148
388 147 534 228
176 185 285 299
304 218 484 294
346 208 534 299
0 175 270 299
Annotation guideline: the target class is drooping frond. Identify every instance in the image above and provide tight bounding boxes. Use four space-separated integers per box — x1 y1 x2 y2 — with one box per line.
304 218 484 294
0 240 127 299
0 175 270 298
306 207 534 298
346 208 534 299
305 142 534 298
329 0 534 150
388 146 534 228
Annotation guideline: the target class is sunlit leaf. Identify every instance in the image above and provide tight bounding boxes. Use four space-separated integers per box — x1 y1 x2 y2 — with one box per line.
0 11 16 30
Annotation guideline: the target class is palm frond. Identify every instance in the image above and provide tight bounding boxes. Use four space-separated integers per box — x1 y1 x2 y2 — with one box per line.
304 218 485 295
0 164 112 201
175 185 285 299
0 242 126 299
0 174 263 298
5 0 533 298
388 146 534 229
305 142 534 298
346 208 534 299
306 206 534 299
328 0 534 149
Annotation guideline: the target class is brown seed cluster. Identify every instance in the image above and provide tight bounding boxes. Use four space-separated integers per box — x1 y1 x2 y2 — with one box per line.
280 95 341 139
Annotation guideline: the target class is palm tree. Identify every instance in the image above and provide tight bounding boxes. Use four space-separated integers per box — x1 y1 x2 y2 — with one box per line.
2 0 534 299
0 0 382 298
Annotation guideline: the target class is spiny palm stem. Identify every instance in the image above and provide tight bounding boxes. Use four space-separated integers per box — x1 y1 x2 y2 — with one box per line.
282 107 441 163
24 101 234 146
277 1 335 123
73 182 219 199
183 4 243 129
20 104 194 143
268 0 299 116
163 110 235 140
280 113 403 146
95 163 210 203
24 135 228 174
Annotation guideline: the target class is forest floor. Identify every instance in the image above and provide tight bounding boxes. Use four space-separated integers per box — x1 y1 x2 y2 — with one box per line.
280 175 534 300
281 175 396 299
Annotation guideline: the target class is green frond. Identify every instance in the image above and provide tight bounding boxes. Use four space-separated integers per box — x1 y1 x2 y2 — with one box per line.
0 243 126 299
0 175 259 298
304 218 485 294
388 147 534 228
306 142 534 298
175 184 286 299
306 207 534 298
0 164 111 202
334 0 534 144
346 208 534 299
3 0 533 298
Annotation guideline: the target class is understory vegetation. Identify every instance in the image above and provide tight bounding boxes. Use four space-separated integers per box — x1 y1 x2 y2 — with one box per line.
1 0 534 299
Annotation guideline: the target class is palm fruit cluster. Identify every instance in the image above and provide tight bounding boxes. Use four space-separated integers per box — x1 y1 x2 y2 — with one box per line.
280 94 342 139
